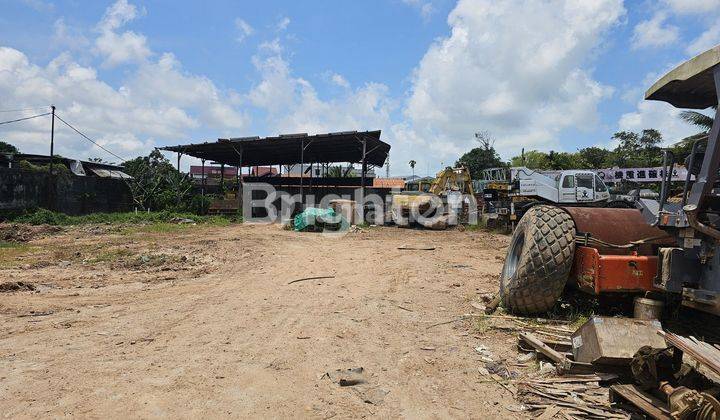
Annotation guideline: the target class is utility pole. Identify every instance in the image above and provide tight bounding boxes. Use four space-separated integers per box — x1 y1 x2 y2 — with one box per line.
48 105 56 210
49 105 55 175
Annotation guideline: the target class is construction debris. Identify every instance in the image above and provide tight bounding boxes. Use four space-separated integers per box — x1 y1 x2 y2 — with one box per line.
660 331 720 378
571 316 666 366
287 275 335 285
397 244 436 250
0 223 62 242
519 332 572 373
322 367 366 386
1 281 36 292
517 374 626 419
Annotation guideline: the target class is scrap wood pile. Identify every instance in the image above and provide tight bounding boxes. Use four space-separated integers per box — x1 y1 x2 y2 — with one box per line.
516 374 627 419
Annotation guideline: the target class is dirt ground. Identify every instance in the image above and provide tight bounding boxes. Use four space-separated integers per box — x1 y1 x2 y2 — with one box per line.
0 222 532 418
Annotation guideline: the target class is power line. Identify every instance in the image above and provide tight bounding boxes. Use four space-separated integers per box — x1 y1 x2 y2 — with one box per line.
0 106 50 113
0 112 51 125
54 113 127 163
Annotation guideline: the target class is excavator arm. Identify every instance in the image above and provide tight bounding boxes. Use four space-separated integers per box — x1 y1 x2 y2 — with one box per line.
428 167 475 196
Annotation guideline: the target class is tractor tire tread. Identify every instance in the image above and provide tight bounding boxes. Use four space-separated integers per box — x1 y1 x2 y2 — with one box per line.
500 205 576 314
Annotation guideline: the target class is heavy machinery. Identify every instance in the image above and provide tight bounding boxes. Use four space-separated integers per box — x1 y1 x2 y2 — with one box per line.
481 166 631 228
391 166 476 229
500 44 720 317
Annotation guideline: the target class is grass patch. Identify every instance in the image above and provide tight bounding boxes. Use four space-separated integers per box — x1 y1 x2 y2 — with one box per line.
0 241 25 249
87 248 136 264
3 208 241 227
474 316 491 334
0 242 37 268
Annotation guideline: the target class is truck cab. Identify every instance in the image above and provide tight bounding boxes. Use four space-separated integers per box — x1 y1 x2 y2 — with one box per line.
557 171 610 203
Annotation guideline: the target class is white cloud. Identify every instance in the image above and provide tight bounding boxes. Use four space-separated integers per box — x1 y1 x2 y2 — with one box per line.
20 0 54 12
247 45 394 136
94 0 150 67
234 18 254 43
52 18 90 51
402 0 435 20
618 101 701 146
662 0 720 15
0 1 249 163
687 21 720 56
395 0 624 172
330 73 350 89
276 17 291 32
631 12 679 49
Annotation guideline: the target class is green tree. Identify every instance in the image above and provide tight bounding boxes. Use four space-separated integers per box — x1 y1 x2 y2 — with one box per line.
577 147 612 169
610 129 662 167
408 160 416 177
0 141 19 154
455 132 505 179
123 150 193 211
510 150 551 169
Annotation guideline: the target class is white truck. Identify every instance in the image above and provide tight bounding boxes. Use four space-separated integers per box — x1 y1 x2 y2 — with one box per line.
511 167 610 204
482 167 628 226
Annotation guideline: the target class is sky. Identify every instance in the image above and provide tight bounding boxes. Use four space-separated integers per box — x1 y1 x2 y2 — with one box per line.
0 0 719 176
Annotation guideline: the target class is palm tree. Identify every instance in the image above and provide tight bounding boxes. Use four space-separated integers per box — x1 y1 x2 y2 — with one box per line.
409 160 416 177
680 110 714 132
674 109 716 162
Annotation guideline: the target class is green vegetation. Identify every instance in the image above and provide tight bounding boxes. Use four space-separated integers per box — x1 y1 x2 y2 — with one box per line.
3 208 241 226
510 129 667 170
0 141 19 154
123 150 196 212
0 242 36 269
455 131 505 179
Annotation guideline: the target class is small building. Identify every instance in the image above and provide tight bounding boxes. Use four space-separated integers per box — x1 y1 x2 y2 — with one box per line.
0 153 133 215
189 165 238 179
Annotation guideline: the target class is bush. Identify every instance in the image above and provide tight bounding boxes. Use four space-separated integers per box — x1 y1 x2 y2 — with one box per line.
4 208 241 226
14 208 71 225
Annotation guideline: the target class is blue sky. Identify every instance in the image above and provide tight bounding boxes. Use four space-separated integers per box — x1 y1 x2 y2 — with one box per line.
1 0 719 176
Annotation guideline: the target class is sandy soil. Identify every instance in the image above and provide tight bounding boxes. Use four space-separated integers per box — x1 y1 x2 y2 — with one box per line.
0 223 528 419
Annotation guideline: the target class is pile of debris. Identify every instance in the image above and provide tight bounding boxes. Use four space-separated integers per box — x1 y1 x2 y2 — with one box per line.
0 223 62 242
481 311 720 419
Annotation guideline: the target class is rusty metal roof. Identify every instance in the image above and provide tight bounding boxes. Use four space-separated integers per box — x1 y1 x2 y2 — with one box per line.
159 130 390 167
646 45 720 109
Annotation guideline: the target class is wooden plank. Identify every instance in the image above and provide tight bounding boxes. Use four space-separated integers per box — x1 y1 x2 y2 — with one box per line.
537 404 561 420
519 332 572 372
609 384 671 420
661 331 720 377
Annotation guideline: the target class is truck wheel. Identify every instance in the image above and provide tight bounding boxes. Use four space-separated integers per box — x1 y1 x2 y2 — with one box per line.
499 205 576 314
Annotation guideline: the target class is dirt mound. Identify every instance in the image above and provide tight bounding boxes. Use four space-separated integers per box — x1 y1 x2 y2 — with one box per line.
0 281 36 292
0 223 63 242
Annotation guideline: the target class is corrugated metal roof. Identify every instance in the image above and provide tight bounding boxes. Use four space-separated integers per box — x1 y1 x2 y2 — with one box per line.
159 130 390 167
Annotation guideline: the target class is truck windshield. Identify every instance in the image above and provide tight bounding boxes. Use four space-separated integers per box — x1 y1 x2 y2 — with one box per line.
576 175 593 189
594 175 607 192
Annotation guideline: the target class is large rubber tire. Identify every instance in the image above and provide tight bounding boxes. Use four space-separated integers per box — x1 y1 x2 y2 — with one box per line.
499 205 576 314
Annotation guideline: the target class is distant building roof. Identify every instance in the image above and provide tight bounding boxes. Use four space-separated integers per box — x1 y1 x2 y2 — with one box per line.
405 176 435 184
251 166 278 177
372 178 405 189
189 165 237 176
160 130 390 167
6 153 131 179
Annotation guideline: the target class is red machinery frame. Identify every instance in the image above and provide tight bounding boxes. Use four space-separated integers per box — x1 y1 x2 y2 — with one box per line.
571 246 658 295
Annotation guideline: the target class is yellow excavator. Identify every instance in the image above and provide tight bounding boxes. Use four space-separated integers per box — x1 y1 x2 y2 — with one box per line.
391 166 476 229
